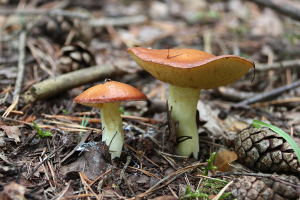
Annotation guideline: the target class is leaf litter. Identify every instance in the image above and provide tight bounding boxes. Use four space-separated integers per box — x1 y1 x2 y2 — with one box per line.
1 0 300 199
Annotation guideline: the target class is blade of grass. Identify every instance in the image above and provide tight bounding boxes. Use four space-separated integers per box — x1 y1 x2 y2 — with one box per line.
252 120 300 164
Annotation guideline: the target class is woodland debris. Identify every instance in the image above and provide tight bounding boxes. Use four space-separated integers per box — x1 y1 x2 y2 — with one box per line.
88 15 147 27
216 87 257 102
23 64 122 103
235 79 300 107
0 9 90 19
13 31 26 108
248 0 300 21
256 59 300 71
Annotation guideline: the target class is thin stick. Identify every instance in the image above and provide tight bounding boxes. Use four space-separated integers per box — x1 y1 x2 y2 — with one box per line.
79 172 101 200
3 31 26 117
212 172 300 189
235 79 300 107
117 156 131 187
136 162 206 198
247 0 300 21
0 9 90 19
121 171 135 196
250 97 300 108
60 130 92 163
89 169 112 187
13 31 26 106
256 59 300 71
43 114 158 124
26 146 64 179
88 15 147 27
124 143 160 168
127 166 161 180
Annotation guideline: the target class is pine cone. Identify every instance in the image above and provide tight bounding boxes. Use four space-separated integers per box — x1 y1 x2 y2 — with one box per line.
31 15 92 44
234 128 300 174
227 174 300 200
58 42 94 74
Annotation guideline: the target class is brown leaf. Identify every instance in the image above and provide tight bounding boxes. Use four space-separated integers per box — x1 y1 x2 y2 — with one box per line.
0 182 26 200
214 148 237 172
1 125 21 143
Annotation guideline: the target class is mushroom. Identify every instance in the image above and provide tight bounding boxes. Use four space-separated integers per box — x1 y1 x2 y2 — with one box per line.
127 47 255 158
74 79 147 159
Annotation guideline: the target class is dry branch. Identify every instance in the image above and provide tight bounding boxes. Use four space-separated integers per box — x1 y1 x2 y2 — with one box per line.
0 9 90 19
23 64 123 103
88 15 147 27
247 0 300 21
235 79 300 107
256 59 300 71
13 30 26 103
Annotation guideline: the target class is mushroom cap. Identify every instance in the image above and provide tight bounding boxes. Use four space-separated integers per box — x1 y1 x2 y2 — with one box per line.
74 80 147 107
127 47 255 89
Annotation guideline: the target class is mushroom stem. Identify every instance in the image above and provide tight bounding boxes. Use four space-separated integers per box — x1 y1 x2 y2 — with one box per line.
100 102 124 159
168 84 200 158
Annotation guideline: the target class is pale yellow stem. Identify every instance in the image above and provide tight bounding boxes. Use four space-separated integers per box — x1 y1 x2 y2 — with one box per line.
100 102 123 159
168 84 200 158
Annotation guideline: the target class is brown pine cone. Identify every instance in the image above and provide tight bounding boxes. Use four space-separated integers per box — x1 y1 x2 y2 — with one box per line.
31 14 92 44
58 42 94 74
227 174 300 200
234 127 300 173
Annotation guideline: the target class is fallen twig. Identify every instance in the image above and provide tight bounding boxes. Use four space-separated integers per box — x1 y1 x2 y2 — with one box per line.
43 114 159 124
255 59 300 71
125 143 160 168
23 64 122 103
117 155 131 187
250 97 300 108
235 79 300 107
212 172 300 190
0 9 90 19
212 180 233 200
26 145 64 179
136 162 206 198
2 31 26 117
247 0 300 21
13 30 26 107
60 130 93 163
217 87 257 102
79 172 100 200
88 15 147 27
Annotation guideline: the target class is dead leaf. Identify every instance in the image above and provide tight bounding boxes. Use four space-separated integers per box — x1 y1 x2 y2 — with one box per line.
214 148 237 172
0 182 26 200
0 125 21 143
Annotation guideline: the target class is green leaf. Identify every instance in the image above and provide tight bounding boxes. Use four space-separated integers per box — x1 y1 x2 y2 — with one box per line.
202 152 217 176
252 120 300 165
62 109 69 115
33 121 53 138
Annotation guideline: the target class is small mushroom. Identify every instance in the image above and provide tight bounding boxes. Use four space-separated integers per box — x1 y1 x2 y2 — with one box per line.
127 47 255 158
74 79 147 159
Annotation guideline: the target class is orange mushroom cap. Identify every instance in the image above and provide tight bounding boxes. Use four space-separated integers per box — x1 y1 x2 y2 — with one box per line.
74 80 147 107
127 47 255 89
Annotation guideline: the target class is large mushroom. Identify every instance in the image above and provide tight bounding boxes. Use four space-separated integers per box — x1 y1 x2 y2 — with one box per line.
127 47 255 158
74 79 147 159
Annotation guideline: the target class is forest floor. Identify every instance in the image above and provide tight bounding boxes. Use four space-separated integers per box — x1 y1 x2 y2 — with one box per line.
1 0 300 199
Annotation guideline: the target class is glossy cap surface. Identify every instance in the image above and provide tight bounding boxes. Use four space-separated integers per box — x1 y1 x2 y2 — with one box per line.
74 80 147 108
127 47 255 89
